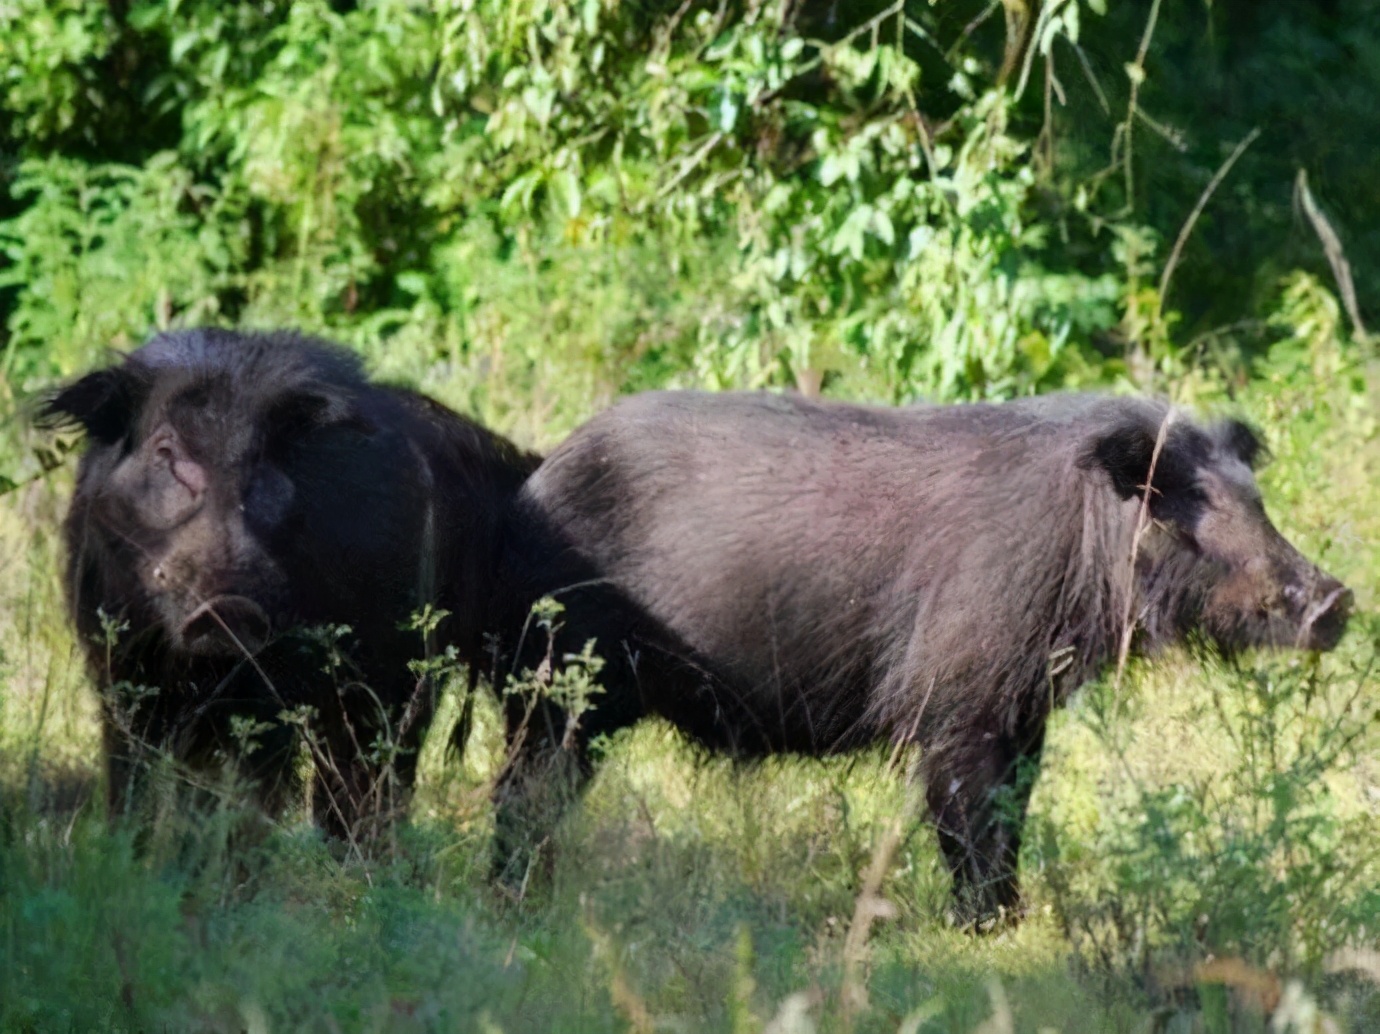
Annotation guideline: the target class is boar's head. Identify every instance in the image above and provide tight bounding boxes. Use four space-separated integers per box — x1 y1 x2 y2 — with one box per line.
1086 408 1352 653
43 330 414 659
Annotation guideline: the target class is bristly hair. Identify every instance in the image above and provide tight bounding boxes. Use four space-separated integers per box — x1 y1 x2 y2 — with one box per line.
133 328 368 386
37 328 372 444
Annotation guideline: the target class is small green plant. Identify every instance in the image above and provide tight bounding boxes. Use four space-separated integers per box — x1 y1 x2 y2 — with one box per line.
227 714 278 758
1033 635 1380 1012
504 596 606 749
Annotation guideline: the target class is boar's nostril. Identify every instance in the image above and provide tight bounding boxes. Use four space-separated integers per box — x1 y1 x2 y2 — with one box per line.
1299 583 1353 651
1313 583 1353 619
179 596 271 657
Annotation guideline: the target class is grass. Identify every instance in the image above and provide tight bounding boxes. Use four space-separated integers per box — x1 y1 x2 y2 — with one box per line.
1 340 1377 1032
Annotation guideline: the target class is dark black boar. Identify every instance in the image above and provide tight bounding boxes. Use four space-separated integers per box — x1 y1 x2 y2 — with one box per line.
506 390 1352 925
43 329 538 839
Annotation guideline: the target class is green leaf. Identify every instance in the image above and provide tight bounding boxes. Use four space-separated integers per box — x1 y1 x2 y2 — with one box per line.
871 208 895 247
1064 1 1081 46
715 91 740 132
396 271 429 298
549 166 582 220
831 205 873 261
819 152 846 187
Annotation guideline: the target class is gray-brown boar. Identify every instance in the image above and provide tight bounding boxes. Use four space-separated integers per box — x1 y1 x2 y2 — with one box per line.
508 390 1352 926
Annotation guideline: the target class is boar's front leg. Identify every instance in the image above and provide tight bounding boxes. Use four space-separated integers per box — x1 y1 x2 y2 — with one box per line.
234 719 303 819
308 686 435 844
103 711 143 822
489 691 595 897
100 679 178 823
922 718 1047 930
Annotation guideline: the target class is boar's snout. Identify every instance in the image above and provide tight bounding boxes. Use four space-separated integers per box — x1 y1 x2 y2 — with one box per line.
1199 551 1353 655
178 595 272 657
1294 575 1353 652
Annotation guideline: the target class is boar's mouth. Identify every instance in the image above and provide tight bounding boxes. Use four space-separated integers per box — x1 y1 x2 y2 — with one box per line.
178 596 272 657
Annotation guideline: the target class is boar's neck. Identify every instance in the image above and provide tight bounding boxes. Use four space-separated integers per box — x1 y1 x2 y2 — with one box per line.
1039 481 1190 704
1133 536 1214 651
398 391 540 664
1034 483 1140 698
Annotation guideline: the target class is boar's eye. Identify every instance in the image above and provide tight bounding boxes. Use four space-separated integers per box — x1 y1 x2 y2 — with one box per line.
243 463 295 533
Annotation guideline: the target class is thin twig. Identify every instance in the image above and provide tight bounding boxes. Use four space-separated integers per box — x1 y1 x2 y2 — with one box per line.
1070 40 1109 115
886 677 935 776
1183 318 1268 356
1012 0 1055 101
654 0 697 57
834 0 904 48
840 798 917 1029
1113 408 1175 691
654 131 724 201
947 0 1001 64
1296 168 1370 342
1132 104 1186 151
1119 0 1164 212
998 0 1032 87
1157 127 1261 318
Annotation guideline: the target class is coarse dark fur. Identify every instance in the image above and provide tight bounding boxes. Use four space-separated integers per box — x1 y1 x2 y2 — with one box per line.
505 389 1353 926
43 329 539 840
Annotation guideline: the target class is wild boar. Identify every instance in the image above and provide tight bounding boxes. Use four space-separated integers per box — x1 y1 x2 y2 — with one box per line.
504 390 1352 925
44 329 538 839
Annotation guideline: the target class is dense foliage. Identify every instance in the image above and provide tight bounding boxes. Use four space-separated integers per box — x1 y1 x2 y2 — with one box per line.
1 1 1377 1031
3 0 1376 413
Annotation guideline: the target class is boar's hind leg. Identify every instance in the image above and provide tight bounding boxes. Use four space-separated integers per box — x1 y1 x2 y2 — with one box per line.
923 720 1046 930
489 655 648 897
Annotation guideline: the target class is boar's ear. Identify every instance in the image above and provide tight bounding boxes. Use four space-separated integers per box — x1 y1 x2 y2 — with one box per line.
38 367 144 445
1083 417 1205 519
1217 418 1269 470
